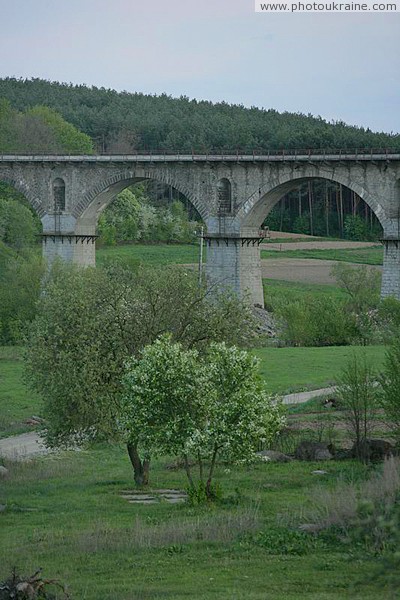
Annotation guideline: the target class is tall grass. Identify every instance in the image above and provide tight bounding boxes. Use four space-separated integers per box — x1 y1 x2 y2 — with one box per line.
76 507 260 553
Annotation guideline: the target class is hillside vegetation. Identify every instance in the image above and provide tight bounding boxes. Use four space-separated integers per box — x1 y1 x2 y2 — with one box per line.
0 77 399 154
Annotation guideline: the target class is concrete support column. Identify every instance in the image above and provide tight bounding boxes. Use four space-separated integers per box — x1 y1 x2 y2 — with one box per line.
382 238 400 299
41 213 97 268
205 232 264 307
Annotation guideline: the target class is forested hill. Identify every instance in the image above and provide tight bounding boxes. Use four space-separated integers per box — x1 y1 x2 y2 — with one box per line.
0 77 399 154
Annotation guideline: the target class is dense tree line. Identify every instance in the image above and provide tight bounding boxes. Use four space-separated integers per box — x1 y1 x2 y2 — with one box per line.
0 77 398 154
265 179 382 239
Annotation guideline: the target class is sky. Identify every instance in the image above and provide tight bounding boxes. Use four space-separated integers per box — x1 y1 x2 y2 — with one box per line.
0 0 399 133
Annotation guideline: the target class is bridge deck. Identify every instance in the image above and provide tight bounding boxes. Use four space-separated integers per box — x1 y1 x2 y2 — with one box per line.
1 153 400 163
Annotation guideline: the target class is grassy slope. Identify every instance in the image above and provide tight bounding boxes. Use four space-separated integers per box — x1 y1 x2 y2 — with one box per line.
261 246 383 265
0 446 389 600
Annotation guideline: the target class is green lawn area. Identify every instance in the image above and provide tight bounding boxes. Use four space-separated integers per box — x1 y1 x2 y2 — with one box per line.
0 347 40 438
0 345 386 437
0 445 392 599
97 243 201 266
254 345 386 394
96 242 383 268
96 242 383 273
261 246 383 265
263 279 347 306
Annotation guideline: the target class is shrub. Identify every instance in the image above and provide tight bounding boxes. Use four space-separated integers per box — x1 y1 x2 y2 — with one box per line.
304 457 400 552
379 336 400 444
336 354 378 461
278 295 357 347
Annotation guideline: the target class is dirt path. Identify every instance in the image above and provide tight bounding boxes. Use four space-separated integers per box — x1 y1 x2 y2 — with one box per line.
0 387 337 461
0 432 49 460
261 258 381 285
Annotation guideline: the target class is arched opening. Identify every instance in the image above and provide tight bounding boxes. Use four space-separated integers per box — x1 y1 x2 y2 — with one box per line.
240 176 385 284
263 179 383 241
76 176 204 254
239 172 386 232
53 178 66 212
217 178 232 214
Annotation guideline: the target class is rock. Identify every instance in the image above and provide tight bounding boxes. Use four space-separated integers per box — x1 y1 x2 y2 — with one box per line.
294 441 333 461
334 449 353 460
323 397 338 409
311 470 328 475
0 466 9 478
252 307 278 338
31 415 44 423
256 450 292 463
351 439 394 461
24 418 41 426
0 504 6 512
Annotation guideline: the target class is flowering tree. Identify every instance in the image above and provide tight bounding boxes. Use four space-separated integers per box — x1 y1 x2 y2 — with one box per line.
25 263 254 486
122 336 285 498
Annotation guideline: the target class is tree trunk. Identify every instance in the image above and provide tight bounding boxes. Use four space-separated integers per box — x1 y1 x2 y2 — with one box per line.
339 184 344 237
206 446 219 499
308 182 313 236
279 196 285 231
127 442 150 486
325 182 330 237
183 454 195 489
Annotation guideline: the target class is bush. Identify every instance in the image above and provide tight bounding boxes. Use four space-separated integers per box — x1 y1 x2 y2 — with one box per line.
256 527 320 555
336 354 378 461
344 215 370 241
0 251 44 344
379 337 400 444
377 297 400 343
97 187 199 246
304 457 400 552
277 295 357 347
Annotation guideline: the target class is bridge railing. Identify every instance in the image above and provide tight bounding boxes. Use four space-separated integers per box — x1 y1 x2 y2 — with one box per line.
0 148 399 160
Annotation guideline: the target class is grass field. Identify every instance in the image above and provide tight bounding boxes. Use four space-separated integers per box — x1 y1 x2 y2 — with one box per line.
254 345 386 394
96 243 384 268
0 345 386 437
0 444 392 600
97 243 201 266
261 246 383 265
262 279 347 307
0 347 40 438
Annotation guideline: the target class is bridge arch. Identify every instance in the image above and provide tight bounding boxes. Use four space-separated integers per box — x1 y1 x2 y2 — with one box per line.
0 173 45 218
73 169 209 224
237 168 387 230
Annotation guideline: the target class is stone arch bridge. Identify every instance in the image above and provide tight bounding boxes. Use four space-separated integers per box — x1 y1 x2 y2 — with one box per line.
1 152 400 306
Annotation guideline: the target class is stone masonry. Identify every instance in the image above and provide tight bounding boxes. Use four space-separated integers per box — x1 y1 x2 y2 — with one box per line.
1 152 400 306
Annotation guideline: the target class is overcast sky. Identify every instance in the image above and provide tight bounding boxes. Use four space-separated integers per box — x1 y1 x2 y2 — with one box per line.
0 0 399 133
